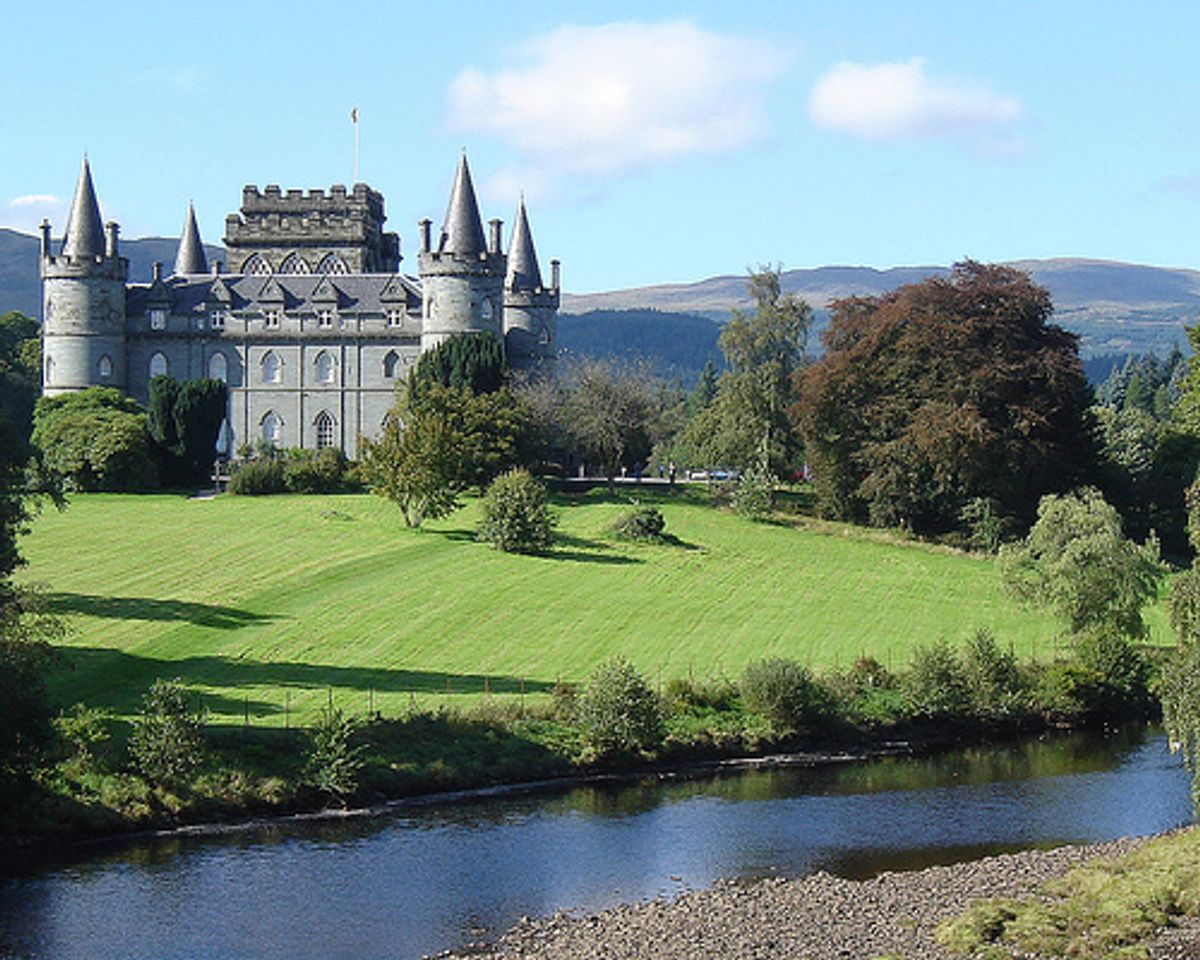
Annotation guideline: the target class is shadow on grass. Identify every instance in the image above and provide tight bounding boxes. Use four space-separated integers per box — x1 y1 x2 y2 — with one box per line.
53 647 556 718
433 528 642 565
47 593 278 630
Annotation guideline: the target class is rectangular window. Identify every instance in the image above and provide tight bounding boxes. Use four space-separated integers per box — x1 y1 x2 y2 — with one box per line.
318 309 334 329
264 309 281 329
210 309 226 330
149 308 166 330
387 309 404 328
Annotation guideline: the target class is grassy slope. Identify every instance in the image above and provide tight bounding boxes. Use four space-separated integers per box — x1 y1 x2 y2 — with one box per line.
18 489 1168 727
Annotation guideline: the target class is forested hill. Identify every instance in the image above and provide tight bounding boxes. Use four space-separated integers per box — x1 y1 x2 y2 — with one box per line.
3 224 1197 373
0 229 223 317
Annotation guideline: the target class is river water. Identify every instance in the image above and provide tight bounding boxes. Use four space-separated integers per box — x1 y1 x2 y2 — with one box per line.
0 728 1192 960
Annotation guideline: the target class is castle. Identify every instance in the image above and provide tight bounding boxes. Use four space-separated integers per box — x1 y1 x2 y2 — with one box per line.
39 155 560 455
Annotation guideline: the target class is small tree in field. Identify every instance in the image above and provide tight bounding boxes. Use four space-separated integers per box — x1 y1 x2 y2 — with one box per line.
577 657 664 754
999 488 1162 639
476 468 555 553
129 679 205 786
303 706 365 801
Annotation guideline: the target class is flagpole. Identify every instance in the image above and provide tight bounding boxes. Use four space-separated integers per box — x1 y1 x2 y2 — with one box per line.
352 106 360 183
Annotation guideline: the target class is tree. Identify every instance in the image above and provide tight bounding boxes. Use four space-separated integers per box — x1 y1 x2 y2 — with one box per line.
560 359 656 492
0 589 63 787
999 488 1163 639
128 678 206 786
303 706 365 800
679 266 809 476
147 376 227 485
476 468 556 553
408 331 506 400
576 656 664 755
0 311 41 449
794 262 1095 533
360 407 462 528
32 388 159 492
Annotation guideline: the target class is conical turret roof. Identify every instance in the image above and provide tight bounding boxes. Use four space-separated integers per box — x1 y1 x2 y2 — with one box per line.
506 196 543 291
439 154 487 255
62 156 106 259
173 202 208 275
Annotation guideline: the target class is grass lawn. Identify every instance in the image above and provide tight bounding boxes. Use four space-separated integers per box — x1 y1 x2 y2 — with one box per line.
17 487 1170 727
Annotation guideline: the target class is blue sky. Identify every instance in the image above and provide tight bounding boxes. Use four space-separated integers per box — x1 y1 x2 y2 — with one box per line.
4 1 1199 292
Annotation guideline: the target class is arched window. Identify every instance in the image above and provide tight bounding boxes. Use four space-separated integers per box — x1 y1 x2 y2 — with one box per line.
261 410 282 447
315 351 335 384
209 352 228 383
316 254 349 275
44 354 54 385
149 352 169 379
261 350 282 384
314 411 336 449
383 350 400 379
279 253 311 275
480 298 494 322
242 254 271 275
98 354 113 379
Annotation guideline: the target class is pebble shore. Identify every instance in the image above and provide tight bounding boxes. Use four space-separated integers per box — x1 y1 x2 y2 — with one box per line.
442 836 1200 960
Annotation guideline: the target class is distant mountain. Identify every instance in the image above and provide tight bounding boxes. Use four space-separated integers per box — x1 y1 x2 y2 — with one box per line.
563 259 1200 358
0 228 223 317
557 309 724 384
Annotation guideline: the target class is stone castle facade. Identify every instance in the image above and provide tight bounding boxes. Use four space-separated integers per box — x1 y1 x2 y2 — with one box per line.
40 156 559 456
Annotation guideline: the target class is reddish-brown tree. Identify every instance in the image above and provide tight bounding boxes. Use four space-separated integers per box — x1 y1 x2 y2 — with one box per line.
793 262 1095 534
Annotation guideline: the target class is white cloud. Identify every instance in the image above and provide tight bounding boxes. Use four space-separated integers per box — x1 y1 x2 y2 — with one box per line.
447 21 787 179
1 194 68 234
809 58 1021 142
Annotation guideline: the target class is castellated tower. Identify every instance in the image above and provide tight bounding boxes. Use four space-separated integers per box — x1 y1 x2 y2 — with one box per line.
503 197 559 374
418 155 506 353
40 158 129 396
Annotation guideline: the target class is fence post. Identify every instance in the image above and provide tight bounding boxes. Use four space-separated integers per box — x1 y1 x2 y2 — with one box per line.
285 690 291 730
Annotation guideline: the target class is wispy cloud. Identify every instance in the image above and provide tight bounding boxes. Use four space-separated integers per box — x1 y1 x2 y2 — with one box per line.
1 194 68 233
447 20 787 194
809 58 1021 144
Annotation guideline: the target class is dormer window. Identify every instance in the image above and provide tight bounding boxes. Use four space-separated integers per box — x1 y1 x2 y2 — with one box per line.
318 309 334 329
149 308 167 330
210 309 226 331
264 309 281 329
387 309 404 328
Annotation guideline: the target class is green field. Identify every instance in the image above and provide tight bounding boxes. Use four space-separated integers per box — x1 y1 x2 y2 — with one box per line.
16 489 1170 727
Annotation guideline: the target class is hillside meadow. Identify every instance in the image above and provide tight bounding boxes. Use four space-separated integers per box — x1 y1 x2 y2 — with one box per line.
16 488 1171 728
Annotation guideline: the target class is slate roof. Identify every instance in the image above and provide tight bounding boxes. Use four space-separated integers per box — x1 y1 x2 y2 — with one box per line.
126 273 423 316
173 203 208 275
62 157 106 259
438 154 487 256
506 197 543 291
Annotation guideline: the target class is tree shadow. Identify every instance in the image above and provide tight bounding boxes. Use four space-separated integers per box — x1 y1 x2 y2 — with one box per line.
431 529 642 564
46 593 278 630
53 647 556 711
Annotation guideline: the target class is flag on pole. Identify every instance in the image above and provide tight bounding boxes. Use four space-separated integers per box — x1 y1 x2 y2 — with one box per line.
351 106 359 124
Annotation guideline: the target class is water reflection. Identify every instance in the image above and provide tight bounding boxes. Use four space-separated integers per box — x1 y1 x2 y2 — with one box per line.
0 728 1191 960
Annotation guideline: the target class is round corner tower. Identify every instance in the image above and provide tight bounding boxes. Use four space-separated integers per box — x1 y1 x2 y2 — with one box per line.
41 158 128 396
418 155 506 353
503 197 559 374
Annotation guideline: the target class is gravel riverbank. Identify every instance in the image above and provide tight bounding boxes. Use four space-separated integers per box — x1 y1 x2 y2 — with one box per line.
442 836 1200 960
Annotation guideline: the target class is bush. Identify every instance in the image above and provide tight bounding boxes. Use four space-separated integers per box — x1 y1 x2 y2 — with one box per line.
576 656 664 754
32 387 159 491
228 458 287 495
739 657 829 730
128 679 205 786
826 657 905 726
53 703 111 768
303 706 365 800
733 461 775 519
611 504 666 541
1074 629 1153 717
962 629 1027 719
903 641 972 719
284 447 350 493
476 468 555 553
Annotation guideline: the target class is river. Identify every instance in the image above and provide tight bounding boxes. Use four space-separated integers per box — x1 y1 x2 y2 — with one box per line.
0 727 1192 960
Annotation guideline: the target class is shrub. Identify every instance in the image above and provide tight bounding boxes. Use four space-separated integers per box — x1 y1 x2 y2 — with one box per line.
53 703 111 768
576 656 664 754
284 447 350 493
476 468 555 553
903 641 972 719
611 504 666 542
1074 629 1153 717
228 458 286 495
962 629 1027 719
825 657 905 726
733 461 775 519
32 388 159 492
128 679 205 786
303 706 365 800
739 657 829 730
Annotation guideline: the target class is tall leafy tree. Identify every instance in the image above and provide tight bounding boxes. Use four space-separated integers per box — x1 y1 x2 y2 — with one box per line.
560 359 656 492
408 331 506 401
794 262 1095 533
0 312 41 449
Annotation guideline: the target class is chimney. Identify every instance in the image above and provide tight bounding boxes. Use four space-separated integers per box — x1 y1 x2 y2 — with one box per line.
551 259 561 292
212 260 222 276
105 222 119 258
39 219 51 258
488 219 503 255
152 261 163 282
419 218 432 253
